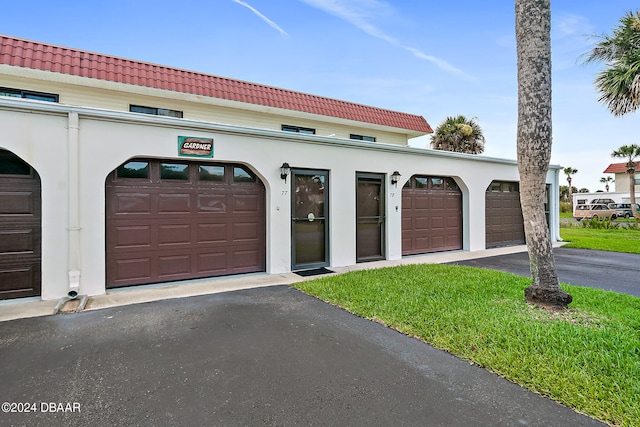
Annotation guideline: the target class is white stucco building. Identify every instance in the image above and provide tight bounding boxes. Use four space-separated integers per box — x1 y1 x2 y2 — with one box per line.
0 35 562 302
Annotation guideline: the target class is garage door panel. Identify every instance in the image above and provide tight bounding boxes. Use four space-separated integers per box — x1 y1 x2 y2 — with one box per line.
197 252 228 274
0 191 35 215
233 222 260 241
414 217 430 230
401 217 412 229
0 267 36 295
445 196 461 209
197 223 228 244
430 216 445 229
157 224 191 246
430 197 444 209
0 230 35 254
232 249 261 270
402 195 412 208
112 258 152 282
112 193 152 215
414 197 429 210
158 254 191 277
158 194 191 214
198 194 227 212
430 236 445 249
232 194 261 213
112 225 152 249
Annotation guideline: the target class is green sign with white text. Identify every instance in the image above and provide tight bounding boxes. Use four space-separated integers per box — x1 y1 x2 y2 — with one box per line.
178 136 214 158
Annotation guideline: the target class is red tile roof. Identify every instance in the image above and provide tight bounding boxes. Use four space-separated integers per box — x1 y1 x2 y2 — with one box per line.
0 35 433 134
604 162 636 173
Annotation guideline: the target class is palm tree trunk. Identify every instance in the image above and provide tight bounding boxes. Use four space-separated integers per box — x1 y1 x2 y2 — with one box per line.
516 0 571 308
630 169 639 218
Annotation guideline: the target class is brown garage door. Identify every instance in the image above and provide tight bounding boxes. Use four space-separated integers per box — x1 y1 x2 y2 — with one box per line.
485 181 525 248
0 149 41 299
402 176 462 255
106 160 265 288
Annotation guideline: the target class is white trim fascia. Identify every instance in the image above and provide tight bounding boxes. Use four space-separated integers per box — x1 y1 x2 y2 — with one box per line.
0 96 532 166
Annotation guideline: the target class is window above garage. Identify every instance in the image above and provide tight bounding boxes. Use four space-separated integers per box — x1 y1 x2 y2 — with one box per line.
130 105 183 118
0 87 58 102
350 134 376 142
282 124 315 135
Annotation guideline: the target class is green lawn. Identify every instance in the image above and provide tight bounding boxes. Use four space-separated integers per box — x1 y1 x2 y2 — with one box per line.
294 265 640 427
560 228 640 254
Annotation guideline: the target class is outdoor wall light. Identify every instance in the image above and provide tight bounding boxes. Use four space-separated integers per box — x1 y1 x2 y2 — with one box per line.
280 162 291 182
391 171 401 187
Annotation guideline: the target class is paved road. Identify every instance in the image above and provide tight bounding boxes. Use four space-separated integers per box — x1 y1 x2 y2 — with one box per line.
0 286 603 426
449 247 640 297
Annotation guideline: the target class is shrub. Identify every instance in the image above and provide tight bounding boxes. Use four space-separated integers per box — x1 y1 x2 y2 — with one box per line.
560 202 573 213
582 217 619 229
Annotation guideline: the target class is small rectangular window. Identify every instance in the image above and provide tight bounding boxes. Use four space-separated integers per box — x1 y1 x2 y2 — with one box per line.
199 165 225 181
117 161 149 179
282 124 315 135
161 163 189 180
635 173 640 186
350 134 376 142
415 177 428 188
0 87 58 102
234 167 255 182
445 178 459 191
130 105 183 118
430 177 444 190
0 150 32 175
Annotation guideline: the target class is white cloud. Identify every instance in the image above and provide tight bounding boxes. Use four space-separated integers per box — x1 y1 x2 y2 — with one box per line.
402 46 472 79
554 14 594 40
299 0 468 77
231 0 288 36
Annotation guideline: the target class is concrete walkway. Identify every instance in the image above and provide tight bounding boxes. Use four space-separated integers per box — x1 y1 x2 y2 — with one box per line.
1 244 552 322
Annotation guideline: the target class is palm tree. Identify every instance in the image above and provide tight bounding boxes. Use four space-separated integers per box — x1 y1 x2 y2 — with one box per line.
582 11 640 116
612 144 640 218
563 167 578 204
600 176 614 192
430 115 485 154
516 0 571 308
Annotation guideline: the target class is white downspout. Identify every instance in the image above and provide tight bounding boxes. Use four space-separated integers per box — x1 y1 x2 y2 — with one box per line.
554 167 562 242
67 112 81 299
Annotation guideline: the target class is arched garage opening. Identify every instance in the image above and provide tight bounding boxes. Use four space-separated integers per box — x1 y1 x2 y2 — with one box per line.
105 159 266 288
0 149 41 299
485 181 525 248
402 175 462 255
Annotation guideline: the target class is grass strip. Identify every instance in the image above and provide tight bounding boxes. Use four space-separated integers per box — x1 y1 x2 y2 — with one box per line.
560 228 640 254
294 264 640 427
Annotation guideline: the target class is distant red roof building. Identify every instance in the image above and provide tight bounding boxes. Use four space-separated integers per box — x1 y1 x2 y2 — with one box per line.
604 162 636 173
0 35 432 134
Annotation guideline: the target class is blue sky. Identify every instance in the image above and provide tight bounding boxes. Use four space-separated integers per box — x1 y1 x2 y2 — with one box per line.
3 0 638 192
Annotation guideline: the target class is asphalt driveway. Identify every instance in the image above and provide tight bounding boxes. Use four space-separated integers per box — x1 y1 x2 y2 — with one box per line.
449 247 640 296
0 286 604 426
